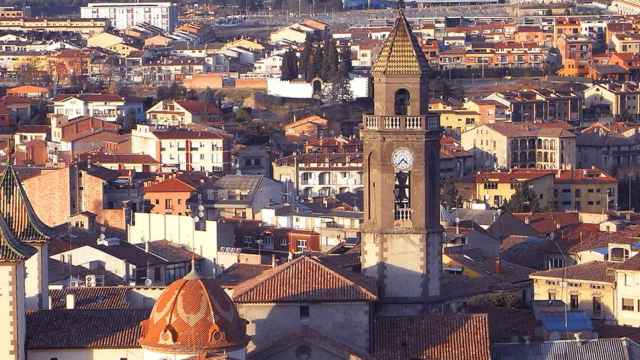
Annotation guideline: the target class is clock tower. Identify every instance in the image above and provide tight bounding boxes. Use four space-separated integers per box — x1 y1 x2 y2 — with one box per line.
361 10 442 301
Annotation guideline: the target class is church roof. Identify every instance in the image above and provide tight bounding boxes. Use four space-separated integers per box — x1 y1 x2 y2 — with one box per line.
371 11 429 77
0 166 53 244
232 255 378 303
0 211 36 262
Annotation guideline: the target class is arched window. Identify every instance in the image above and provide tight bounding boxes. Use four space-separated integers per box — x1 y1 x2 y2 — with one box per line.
394 89 410 115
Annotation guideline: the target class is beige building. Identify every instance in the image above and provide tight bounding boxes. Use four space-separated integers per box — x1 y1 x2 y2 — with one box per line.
613 32 640 53
553 168 618 213
461 123 577 170
463 169 555 209
532 244 640 327
584 82 640 118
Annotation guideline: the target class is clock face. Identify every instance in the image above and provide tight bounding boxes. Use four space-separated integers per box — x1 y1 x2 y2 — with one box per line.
391 148 414 171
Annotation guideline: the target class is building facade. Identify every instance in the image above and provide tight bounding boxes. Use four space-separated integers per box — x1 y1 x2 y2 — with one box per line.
81 2 178 32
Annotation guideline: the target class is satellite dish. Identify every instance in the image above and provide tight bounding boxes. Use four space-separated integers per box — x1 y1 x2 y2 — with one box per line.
198 205 205 212
144 278 153 286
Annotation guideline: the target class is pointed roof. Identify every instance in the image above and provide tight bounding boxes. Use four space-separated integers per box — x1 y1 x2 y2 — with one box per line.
0 166 53 244
0 214 36 262
232 255 378 303
371 11 429 77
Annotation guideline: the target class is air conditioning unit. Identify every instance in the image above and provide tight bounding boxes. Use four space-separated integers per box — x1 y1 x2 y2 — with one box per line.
69 280 80 288
85 275 97 287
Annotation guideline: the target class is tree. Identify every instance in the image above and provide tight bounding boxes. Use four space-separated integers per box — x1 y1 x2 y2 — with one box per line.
321 38 339 82
311 46 324 80
502 186 540 213
339 44 353 77
441 181 461 210
300 38 314 81
280 49 299 81
324 70 352 104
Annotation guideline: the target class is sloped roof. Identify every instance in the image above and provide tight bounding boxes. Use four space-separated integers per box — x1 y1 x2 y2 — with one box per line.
0 166 53 244
0 211 36 262
27 309 149 349
144 177 196 193
371 11 429 77
49 287 131 310
374 314 491 360
232 255 377 303
530 261 614 283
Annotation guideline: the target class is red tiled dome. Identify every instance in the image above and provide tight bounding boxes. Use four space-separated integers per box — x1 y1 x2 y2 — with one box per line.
139 270 249 354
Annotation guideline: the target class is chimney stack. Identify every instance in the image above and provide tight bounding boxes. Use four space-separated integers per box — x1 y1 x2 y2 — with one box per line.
66 293 76 310
495 257 502 274
524 216 530 224
271 254 277 268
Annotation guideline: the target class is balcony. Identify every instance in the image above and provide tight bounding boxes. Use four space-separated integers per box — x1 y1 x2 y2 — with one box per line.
363 114 440 131
394 207 413 228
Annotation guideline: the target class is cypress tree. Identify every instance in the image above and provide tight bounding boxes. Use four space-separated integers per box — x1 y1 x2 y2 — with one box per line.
300 38 314 81
321 38 339 82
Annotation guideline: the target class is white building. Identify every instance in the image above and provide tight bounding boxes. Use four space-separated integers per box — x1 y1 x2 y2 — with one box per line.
53 94 142 122
154 128 231 173
81 2 178 33
128 213 234 276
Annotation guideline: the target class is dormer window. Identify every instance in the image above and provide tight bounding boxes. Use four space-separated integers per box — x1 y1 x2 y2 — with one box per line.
610 247 630 262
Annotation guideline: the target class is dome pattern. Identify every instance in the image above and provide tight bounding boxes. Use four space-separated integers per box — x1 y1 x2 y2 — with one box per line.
139 271 249 354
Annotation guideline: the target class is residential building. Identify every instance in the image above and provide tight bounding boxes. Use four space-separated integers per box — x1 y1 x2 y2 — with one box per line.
584 82 640 119
485 88 582 123
531 245 640 327
613 32 640 53
213 175 284 220
575 131 640 174
553 168 618 213
0 17 108 35
6 85 48 99
460 169 555 209
273 152 363 198
81 2 178 32
53 94 129 122
557 34 593 77
283 115 330 139
154 128 231 173
80 152 161 172
146 99 222 127
461 123 577 170
144 173 212 216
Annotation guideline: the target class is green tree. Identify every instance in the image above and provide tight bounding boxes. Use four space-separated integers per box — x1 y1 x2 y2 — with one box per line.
321 38 339 82
300 38 314 81
311 46 324 80
502 186 540 213
280 49 299 81
339 44 353 77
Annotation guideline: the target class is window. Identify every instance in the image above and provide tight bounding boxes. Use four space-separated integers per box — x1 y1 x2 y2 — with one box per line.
570 294 579 310
623 298 635 311
483 182 498 189
394 89 410 115
575 189 581 198
165 199 173 209
548 291 556 300
593 297 602 315
299 305 310 319
296 239 307 252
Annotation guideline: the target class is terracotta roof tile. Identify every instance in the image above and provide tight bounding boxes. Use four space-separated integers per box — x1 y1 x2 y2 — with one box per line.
374 314 491 360
144 177 196 193
49 287 131 310
232 255 377 303
530 261 615 283
26 309 149 349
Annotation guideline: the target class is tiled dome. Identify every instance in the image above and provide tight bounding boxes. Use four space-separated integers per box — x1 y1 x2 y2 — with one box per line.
139 269 249 354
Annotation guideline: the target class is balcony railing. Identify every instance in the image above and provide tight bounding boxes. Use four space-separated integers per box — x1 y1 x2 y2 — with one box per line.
363 114 440 131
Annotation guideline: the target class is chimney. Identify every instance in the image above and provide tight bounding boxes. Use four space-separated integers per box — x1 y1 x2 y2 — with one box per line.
271 254 277 268
495 257 502 273
66 293 76 310
524 216 530 224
